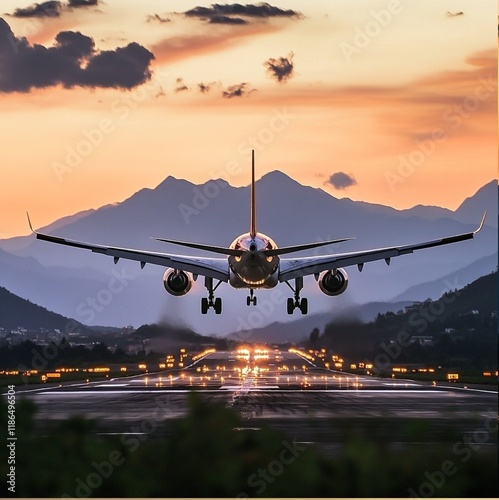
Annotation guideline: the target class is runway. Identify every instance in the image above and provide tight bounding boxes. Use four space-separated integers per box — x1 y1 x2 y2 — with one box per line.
13 349 498 457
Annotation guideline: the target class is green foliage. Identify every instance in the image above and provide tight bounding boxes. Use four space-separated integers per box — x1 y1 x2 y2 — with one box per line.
0 395 497 497
322 272 498 368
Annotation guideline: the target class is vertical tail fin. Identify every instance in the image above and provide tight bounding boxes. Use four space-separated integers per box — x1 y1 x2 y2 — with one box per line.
250 150 256 238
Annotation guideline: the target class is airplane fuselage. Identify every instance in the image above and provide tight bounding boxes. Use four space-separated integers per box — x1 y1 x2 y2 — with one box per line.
228 232 279 288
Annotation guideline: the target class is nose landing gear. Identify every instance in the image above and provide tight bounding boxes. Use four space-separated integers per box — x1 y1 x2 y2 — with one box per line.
246 288 257 306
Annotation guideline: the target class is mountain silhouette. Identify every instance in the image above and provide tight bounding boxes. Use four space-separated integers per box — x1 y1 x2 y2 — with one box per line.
0 173 496 331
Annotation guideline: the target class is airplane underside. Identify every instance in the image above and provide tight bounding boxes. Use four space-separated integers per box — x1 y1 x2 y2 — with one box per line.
201 273 308 315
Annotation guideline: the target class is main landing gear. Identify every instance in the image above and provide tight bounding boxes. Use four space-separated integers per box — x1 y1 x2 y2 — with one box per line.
201 277 222 314
285 277 308 315
246 288 257 306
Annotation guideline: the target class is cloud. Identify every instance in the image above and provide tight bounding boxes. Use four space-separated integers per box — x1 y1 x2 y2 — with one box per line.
175 77 189 92
222 82 255 98
184 3 300 24
68 0 98 6
198 81 221 93
209 15 247 25
264 52 294 83
0 18 154 92
11 1 62 18
198 82 211 93
10 0 99 18
146 13 171 24
326 172 358 190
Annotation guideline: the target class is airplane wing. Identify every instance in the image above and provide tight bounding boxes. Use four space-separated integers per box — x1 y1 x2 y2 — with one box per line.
279 214 486 282
28 216 229 282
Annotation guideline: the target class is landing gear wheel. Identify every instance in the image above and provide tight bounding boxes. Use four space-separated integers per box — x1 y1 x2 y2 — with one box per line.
300 297 308 315
202 277 223 314
201 297 209 314
286 277 306 315
214 297 222 315
247 289 257 306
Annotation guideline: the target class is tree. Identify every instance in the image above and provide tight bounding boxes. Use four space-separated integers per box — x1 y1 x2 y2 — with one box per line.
309 327 320 344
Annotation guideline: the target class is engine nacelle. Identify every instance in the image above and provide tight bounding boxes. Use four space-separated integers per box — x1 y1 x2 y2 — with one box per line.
163 269 193 296
318 268 348 296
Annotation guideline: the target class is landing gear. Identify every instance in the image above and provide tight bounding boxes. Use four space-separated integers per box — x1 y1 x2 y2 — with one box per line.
201 277 222 314
246 289 257 306
285 277 308 315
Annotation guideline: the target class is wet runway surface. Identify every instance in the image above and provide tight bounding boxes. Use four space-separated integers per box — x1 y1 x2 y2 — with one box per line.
14 349 498 457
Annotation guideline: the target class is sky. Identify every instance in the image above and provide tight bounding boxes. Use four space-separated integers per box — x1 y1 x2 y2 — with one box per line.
0 0 496 239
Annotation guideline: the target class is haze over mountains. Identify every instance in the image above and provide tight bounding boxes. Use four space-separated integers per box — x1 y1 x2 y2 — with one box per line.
0 173 496 334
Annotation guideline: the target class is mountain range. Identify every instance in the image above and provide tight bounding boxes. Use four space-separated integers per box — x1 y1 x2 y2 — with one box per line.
0 285 87 332
0 173 496 334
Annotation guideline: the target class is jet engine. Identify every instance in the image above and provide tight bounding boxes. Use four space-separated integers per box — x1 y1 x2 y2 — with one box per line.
318 268 348 296
163 269 193 296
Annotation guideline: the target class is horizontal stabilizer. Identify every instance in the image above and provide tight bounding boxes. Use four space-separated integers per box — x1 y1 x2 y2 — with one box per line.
152 237 243 257
264 237 354 257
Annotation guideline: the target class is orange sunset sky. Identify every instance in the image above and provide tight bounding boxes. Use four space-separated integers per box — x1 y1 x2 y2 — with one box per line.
0 0 496 239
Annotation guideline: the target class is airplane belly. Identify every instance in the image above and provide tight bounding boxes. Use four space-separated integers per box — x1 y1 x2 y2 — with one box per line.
229 267 278 289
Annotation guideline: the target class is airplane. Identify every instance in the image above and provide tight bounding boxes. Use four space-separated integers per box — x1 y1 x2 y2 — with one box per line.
28 151 486 316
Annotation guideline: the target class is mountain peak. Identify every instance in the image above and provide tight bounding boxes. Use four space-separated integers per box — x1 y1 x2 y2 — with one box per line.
455 178 497 226
260 170 297 184
154 175 193 191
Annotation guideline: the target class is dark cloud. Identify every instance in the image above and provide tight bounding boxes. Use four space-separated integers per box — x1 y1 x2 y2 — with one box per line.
68 0 98 7
10 0 98 18
12 1 62 18
197 81 222 93
198 82 211 93
0 18 154 92
264 52 294 83
209 15 247 25
175 77 189 92
184 3 300 24
326 172 358 190
222 82 255 98
146 13 171 23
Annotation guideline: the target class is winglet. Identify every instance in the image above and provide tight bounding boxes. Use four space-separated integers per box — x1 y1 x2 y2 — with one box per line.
474 211 486 235
26 212 35 234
